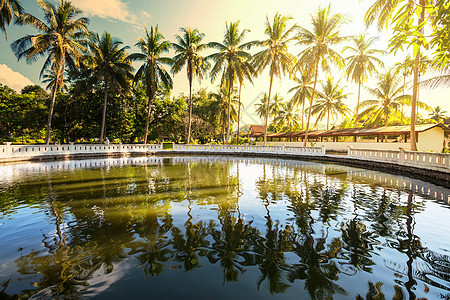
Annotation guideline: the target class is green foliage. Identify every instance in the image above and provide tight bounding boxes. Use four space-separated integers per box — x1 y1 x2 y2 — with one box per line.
311 77 350 130
0 0 23 38
0 83 48 141
431 0 450 66
358 70 410 127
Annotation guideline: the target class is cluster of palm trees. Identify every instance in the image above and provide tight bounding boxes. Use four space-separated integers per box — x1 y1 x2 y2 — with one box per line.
1 0 447 149
256 77 351 133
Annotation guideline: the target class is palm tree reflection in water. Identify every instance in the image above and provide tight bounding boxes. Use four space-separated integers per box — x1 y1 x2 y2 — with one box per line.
1 158 449 298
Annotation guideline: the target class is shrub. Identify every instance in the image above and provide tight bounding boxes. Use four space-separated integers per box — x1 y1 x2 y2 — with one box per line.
163 142 173 150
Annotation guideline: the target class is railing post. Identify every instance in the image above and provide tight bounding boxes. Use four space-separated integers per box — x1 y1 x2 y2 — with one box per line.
321 146 326 156
5 142 11 156
347 146 352 157
399 147 406 164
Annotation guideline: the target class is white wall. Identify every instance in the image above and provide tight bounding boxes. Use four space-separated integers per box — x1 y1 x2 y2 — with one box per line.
417 127 445 152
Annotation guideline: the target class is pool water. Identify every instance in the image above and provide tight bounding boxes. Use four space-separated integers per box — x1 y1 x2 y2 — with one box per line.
0 156 449 299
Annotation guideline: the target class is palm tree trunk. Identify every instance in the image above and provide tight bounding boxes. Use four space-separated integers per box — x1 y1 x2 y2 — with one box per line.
263 74 274 146
237 84 242 145
226 80 233 144
410 0 425 152
187 67 193 144
303 60 319 147
222 111 226 143
100 80 108 144
355 80 361 128
401 75 406 125
385 113 389 142
301 99 305 130
45 54 65 145
327 109 330 131
143 93 153 144
45 80 58 145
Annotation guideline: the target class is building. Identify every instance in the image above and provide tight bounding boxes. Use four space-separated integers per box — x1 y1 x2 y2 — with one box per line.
250 124 450 152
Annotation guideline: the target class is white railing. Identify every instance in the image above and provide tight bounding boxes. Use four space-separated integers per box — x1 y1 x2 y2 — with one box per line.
0 143 163 160
348 147 450 172
172 144 326 156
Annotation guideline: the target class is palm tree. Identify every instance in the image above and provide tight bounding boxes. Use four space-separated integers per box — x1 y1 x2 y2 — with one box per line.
208 21 254 144
296 5 347 146
85 32 133 144
252 13 296 145
11 0 89 144
394 56 413 125
269 93 284 118
311 77 350 130
273 99 301 132
0 0 23 38
172 27 209 144
364 0 432 151
421 65 450 89
428 106 447 123
358 70 410 131
255 93 269 121
42 66 68 92
289 68 314 130
208 86 240 143
343 34 384 127
129 26 173 144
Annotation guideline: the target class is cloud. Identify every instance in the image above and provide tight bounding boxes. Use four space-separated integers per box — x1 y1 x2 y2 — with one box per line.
0 64 34 92
71 0 139 24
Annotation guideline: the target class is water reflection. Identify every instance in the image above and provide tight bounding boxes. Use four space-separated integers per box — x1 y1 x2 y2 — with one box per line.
0 156 450 299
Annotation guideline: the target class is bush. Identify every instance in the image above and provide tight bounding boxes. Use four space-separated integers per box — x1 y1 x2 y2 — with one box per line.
163 142 173 150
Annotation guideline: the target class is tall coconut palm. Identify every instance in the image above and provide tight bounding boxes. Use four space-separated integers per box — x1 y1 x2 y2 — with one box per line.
394 56 413 124
343 34 384 128
269 93 284 118
42 66 68 92
311 77 350 130
288 68 314 129
208 21 254 144
364 0 432 151
255 93 269 121
172 27 209 144
252 13 296 145
421 65 450 89
429 105 447 123
129 26 173 144
358 70 410 130
85 32 133 144
273 99 301 132
428 106 447 123
208 86 240 143
296 5 347 146
11 0 89 144
0 0 23 38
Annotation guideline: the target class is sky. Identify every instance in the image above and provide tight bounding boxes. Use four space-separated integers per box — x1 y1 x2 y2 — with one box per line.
0 0 449 128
